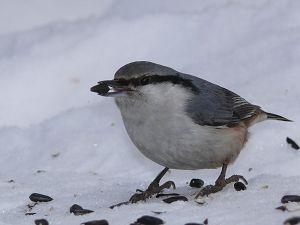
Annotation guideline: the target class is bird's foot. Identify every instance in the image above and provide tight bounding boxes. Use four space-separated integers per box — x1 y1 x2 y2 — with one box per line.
130 180 176 203
109 167 175 208
109 180 175 209
196 174 247 198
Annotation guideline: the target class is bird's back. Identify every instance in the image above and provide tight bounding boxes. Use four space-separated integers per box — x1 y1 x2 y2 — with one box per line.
180 73 262 127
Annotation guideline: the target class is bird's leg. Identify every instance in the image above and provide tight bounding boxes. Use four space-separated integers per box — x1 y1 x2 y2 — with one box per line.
129 167 176 203
196 164 247 198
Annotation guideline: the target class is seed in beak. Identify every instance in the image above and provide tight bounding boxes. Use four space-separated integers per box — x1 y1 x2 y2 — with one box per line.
90 82 110 95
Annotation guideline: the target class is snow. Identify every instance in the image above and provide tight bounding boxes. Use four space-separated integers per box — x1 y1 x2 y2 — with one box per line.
0 0 299 224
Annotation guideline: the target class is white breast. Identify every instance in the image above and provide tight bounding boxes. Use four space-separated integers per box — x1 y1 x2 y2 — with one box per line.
115 83 247 170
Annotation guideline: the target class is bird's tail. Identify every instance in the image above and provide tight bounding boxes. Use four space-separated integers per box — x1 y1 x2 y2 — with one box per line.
266 112 292 122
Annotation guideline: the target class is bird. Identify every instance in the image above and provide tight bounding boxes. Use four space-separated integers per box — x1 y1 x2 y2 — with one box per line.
91 61 291 203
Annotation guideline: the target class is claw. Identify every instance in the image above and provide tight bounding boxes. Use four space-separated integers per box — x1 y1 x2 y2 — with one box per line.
111 168 176 206
128 168 175 203
129 180 176 203
195 164 248 198
110 201 130 209
129 190 153 203
160 181 176 190
225 175 248 185
196 185 217 198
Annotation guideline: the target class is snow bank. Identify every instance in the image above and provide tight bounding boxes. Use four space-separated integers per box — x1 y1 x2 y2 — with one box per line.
0 1 299 224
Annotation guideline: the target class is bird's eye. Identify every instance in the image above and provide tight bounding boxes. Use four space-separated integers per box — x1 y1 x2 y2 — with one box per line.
140 76 151 85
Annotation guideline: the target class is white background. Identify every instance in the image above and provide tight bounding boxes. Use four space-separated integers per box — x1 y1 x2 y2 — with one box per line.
0 1 299 224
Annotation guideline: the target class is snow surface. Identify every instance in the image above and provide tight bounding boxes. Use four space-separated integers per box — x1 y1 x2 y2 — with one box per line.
0 0 300 224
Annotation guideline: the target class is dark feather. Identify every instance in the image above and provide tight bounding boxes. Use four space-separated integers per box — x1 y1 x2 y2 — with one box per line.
266 112 292 122
183 73 260 126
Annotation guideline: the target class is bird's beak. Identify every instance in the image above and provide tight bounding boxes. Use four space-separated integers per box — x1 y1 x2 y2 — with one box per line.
90 79 131 97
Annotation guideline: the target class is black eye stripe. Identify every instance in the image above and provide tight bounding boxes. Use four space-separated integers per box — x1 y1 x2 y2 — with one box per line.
115 78 129 86
122 75 199 93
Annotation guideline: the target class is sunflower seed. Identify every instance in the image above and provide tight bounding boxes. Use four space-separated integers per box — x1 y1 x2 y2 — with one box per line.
70 204 83 212
185 218 208 225
276 206 287 211
281 195 300 204
189 179 204 188
156 193 179 198
151 211 166 215
70 204 94 215
29 193 53 202
35 219 49 225
25 212 36 216
234 182 246 191
81 220 109 225
286 137 299 150
185 223 202 225
133 215 164 225
162 196 188 204
93 82 110 95
284 217 300 225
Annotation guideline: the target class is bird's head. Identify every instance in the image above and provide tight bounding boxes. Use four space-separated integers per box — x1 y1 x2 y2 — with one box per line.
90 61 198 104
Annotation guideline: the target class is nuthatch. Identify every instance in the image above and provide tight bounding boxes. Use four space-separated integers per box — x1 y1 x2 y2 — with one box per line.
91 61 291 203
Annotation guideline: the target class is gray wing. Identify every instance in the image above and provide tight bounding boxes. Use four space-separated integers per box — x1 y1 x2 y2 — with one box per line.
182 74 260 126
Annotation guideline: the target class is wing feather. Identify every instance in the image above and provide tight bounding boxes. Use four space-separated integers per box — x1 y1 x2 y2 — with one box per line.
183 74 260 126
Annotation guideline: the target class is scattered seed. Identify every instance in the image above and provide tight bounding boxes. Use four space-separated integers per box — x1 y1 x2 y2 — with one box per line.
185 223 202 225
156 193 179 198
151 211 166 215
286 137 299 150
70 204 94 216
92 82 110 95
185 219 208 225
284 217 300 225
70 204 83 212
133 215 164 225
189 179 205 188
35 219 49 225
276 206 288 211
234 182 246 191
281 195 300 204
29 193 53 202
51 153 60 158
163 196 188 204
74 209 94 215
25 212 36 216
81 220 109 225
